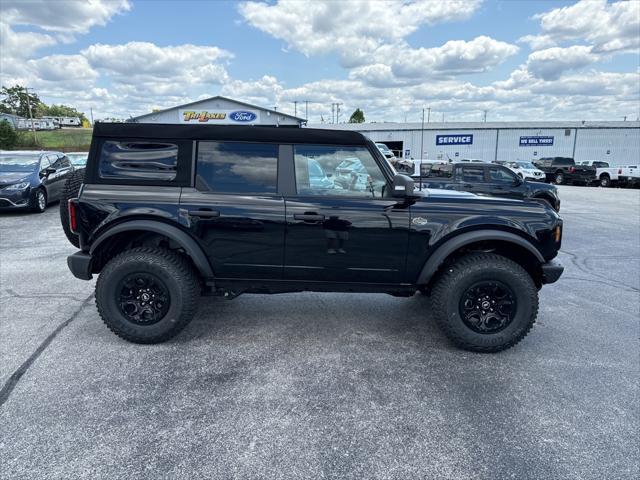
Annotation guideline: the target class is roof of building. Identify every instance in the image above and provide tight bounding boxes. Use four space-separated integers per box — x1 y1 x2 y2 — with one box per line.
131 95 307 123
93 122 368 145
308 120 640 131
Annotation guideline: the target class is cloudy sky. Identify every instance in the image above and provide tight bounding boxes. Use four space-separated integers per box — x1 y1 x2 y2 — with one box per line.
1 0 638 122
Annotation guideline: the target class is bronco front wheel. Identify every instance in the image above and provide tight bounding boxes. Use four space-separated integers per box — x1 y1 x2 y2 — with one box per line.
431 253 538 352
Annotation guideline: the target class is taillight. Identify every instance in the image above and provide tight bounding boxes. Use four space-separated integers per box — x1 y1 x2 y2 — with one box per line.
618 169 622 174
554 225 562 243
68 199 78 234
568 166 576 173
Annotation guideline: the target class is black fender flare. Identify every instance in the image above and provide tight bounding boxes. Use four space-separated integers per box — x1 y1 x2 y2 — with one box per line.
90 219 214 278
416 230 544 285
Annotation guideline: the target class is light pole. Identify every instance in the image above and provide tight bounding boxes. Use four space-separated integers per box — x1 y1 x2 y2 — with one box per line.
420 108 425 161
24 87 37 144
427 106 431 123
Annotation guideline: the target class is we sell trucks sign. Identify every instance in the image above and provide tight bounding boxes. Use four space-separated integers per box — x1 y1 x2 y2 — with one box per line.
179 109 260 124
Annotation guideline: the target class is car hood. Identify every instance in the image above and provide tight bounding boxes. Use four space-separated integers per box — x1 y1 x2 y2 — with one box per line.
0 171 31 185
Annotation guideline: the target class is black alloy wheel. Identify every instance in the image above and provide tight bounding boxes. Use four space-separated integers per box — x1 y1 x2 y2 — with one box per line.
116 273 170 325
459 281 516 334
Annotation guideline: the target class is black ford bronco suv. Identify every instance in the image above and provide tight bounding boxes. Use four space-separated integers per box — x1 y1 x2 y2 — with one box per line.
64 123 563 352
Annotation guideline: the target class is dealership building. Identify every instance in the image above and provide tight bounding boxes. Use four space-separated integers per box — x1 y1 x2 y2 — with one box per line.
130 96 638 165
131 95 306 127
310 121 640 166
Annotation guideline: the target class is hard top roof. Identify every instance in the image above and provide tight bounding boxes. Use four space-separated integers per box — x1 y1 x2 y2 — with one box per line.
93 123 369 146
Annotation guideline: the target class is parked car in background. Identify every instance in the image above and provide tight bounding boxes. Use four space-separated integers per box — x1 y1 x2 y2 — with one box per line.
66 152 88 167
0 150 73 212
533 157 596 185
618 165 640 187
579 161 610 168
375 142 396 161
502 161 546 182
413 162 560 210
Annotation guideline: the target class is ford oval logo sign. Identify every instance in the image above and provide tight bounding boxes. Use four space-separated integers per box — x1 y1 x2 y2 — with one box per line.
230 111 257 122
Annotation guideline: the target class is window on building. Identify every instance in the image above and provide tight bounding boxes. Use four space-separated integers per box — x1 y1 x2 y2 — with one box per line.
294 145 386 197
196 141 278 194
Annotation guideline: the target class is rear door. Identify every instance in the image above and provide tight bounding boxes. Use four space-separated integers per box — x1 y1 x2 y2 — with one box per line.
282 144 409 284
179 141 285 280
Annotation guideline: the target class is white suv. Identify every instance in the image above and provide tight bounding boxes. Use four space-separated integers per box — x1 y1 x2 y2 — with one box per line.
503 161 545 181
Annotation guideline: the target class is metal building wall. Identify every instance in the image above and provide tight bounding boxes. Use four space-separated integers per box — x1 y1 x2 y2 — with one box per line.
355 125 639 165
496 128 575 163
573 129 639 166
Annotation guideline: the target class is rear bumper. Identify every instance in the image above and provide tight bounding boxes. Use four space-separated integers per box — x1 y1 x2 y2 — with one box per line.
541 260 564 284
67 251 93 280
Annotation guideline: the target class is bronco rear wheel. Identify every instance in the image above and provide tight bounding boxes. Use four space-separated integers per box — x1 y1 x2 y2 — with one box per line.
95 247 200 343
431 253 538 352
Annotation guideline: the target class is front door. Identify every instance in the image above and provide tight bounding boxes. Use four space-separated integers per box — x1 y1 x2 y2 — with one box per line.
283 144 410 284
179 141 285 279
486 165 524 199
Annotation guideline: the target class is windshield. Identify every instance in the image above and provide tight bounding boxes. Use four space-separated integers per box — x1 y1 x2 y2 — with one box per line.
515 161 536 169
0 154 39 172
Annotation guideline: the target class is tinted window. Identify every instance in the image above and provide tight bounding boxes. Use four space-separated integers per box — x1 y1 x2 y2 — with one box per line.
424 163 452 178
554 157 574 166
490 167 516 183
294 145 386 197
99 141 178 181
196 142 278 194
460 166 485 183
40 156 51 169
51 155 70 169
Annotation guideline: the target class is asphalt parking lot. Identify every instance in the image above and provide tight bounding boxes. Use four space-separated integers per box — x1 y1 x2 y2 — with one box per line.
1 186 638 479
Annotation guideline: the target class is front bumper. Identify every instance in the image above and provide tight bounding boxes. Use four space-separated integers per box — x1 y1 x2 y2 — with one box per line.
67 251 93 280
0 188 31 209
541 260 564 284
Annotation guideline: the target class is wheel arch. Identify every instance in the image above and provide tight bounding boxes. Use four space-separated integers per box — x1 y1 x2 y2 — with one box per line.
417 230 544 288
89 219 213 278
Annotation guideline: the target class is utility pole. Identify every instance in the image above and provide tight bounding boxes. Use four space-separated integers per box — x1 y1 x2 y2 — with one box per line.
483 110 488 122
442 113 445 122
90 107 94 126
420 108 425 161
427 106 431 123
336 102 342 123
24 87 37 144
293 100 298 117
623 115 627 121
331 103 335 123
305 100 309 120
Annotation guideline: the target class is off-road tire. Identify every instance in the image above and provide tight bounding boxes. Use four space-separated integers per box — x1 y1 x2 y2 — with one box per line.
431 253 538 353
599 175 611 188
60 168 85 247
30 188 47 213
96 247 200 344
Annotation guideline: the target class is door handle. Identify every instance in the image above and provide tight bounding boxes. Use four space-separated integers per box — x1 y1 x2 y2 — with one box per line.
294 213 325 222
188 209 220 218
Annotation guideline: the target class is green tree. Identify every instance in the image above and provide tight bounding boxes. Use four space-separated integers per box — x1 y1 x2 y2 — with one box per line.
0 85 44 118
0 120 18 149
41 103 87 123
348 108 365 123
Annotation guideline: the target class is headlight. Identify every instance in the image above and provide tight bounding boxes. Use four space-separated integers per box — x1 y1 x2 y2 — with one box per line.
4 182 30 191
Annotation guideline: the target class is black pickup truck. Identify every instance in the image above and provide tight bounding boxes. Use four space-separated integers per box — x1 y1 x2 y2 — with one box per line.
532 157 596 185
62 123 563 352
413 162 560 211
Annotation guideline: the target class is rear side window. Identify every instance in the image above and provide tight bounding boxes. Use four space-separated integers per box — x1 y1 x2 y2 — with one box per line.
196 141 278 194
554 158 574 166
99 141 178 181
460 166 485 182
424 163 452 178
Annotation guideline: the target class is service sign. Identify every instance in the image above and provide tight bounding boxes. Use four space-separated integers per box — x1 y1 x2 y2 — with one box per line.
519 136 554 147
436 134 473 146
179 109 260 124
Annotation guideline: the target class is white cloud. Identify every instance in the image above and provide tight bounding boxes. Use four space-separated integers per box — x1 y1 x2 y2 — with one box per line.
388 36 519 81
82 42 233 87
525 0 640 53
526 45 597 80
0 0 131 35
239 0 482 67
0 22 56 61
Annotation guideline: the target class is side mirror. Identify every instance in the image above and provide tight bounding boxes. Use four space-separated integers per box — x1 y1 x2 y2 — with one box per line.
513 176 523 186
45 167 56 175
392 173 415 198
